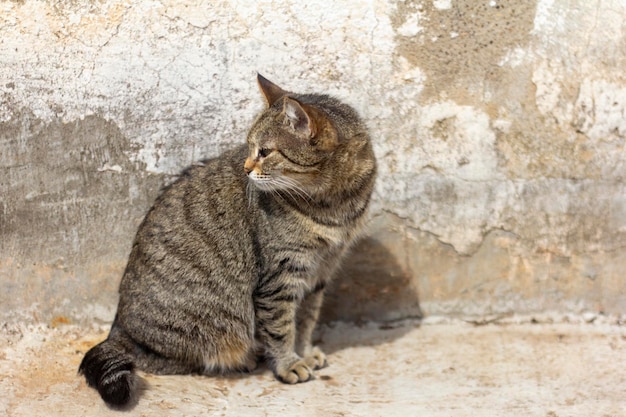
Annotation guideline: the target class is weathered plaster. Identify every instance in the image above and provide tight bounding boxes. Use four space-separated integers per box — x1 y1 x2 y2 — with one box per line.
1 0 625 324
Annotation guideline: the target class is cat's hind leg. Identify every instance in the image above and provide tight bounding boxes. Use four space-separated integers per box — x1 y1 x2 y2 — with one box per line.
201 337 257 375
132 344 205 375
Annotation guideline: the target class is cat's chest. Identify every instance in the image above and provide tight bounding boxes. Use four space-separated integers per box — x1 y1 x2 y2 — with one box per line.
286 205 364 250
256 193 367 267
252 197 368 298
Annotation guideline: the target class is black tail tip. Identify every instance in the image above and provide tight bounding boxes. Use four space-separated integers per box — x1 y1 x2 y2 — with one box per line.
98 372 136 408
79 342 137 408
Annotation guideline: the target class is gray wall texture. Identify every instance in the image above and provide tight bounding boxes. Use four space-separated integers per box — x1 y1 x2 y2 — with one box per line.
1 0 625 325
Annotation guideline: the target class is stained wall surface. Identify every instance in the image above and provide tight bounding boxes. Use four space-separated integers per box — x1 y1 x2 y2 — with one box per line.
1 0 625 324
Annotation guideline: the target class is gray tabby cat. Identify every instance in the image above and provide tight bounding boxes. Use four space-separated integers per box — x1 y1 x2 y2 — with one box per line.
79 74 377 407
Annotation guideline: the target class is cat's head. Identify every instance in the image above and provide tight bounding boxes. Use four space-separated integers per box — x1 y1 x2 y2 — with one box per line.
244 74 340 196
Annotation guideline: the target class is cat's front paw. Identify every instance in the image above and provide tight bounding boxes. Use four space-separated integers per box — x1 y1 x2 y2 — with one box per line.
304 346 328 370
276 357 313 384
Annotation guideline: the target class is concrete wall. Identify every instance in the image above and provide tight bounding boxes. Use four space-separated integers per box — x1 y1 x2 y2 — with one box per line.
1 0 625 325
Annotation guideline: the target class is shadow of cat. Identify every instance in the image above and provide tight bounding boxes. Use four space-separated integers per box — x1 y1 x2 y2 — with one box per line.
317 237 423 354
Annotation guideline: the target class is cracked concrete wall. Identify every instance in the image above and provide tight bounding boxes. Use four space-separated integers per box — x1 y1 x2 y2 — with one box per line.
1 0 625 325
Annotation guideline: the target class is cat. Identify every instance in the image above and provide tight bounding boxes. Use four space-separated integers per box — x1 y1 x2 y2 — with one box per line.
79 74 377 407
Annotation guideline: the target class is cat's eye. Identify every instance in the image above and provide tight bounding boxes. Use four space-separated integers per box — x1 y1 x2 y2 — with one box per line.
258 148 273 158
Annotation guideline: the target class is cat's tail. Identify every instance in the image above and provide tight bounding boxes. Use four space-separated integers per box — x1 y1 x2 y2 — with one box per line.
78 327 137 407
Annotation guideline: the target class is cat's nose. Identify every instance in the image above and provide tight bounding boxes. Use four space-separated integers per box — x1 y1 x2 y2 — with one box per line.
244 158 254 175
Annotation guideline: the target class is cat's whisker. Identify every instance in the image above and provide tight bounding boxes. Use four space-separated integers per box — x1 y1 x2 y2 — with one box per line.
246 181 253 208
272 176 311 205
272 189 288 205
280 176 310 198
250 173 310 205
276 181 309 206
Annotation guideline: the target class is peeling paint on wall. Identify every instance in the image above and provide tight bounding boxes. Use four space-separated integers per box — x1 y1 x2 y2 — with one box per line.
1 0 625 323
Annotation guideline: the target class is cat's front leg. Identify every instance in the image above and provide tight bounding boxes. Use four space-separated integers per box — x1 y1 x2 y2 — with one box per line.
254 281 313 384
296 284 328 370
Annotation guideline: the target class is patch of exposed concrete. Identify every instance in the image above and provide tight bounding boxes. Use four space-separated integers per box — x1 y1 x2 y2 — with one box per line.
0 113 164 323
391 0 537 99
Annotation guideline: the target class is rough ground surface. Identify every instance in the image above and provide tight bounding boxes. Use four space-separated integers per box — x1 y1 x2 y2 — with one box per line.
1 318 624 417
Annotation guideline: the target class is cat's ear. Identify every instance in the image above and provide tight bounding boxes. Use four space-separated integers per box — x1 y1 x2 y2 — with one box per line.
257 73 287 107
283 97 317 138
283 98 338 151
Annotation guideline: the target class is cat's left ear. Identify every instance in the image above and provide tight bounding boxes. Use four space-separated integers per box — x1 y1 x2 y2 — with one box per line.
283 97 338 151
283 97 316 138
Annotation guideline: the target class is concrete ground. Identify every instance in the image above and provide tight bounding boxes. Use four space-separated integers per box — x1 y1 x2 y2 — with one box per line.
1 316 625 417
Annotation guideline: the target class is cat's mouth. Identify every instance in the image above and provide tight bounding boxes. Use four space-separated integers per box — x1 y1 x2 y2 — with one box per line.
247 171 275 191
247 171 310 199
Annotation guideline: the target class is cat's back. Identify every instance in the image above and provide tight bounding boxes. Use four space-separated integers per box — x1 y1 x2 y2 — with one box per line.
133 144 252 259
117 145 258 344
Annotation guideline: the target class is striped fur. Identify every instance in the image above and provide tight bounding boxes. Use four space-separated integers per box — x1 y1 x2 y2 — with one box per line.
79 75 376 405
